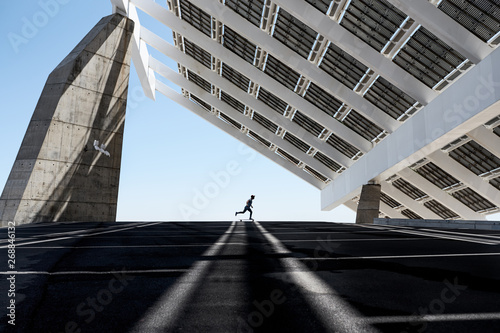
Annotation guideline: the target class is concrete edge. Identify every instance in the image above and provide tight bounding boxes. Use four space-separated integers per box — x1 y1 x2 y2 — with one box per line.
374 218 500 230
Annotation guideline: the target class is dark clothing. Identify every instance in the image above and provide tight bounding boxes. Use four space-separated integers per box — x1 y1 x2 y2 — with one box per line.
236 197 254 219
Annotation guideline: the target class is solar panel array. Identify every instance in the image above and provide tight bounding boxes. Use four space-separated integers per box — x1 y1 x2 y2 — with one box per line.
135 0 500 220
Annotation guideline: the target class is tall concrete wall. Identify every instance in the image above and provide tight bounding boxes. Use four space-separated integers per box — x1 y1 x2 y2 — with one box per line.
0 14 134 226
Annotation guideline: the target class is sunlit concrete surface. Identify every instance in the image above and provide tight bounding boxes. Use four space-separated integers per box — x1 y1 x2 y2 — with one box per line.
1 221 500 332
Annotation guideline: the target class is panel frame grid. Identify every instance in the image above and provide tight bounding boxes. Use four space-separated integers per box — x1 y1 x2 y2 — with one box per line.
314 151 342 172
363 76 417 120
220 91 246 113
257 87 289 115
451 187 497 213
449 140 500 176
342 110 384 142
263 54 302 91
179 0 212 37
326 133 361 159
319 42 370 90
415 161 461 190
184 38 212 69
252 111 279 134
392 178 427 201
272 8 318 59
187 70 212 93
224 0 265 28
292 110 325 137
424 199 460 219
221 63 251 92
303 82 343 118
340 0 407 52
284 131 311 153
222 25 258 65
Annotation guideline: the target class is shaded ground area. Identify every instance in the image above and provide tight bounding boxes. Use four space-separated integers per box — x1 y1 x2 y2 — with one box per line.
1 221 499 332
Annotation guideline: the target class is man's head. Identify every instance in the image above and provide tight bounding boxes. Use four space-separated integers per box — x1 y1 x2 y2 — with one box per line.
251 195 255 199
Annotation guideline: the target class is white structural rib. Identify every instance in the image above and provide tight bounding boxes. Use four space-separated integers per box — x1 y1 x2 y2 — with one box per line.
467 126 500 158
397 168 484 220
131 0 372 153
152 62 336 180
111 0 155 100
428 150 500 208
322 47 500 211
155 81 325 189
385 0 491 64
185 0 400 133
379 202 406 219
380 181 441 220
272 0 437 105
143 28 353 169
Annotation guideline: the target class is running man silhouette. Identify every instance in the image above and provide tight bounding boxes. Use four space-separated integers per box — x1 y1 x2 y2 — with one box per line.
235 195 255 220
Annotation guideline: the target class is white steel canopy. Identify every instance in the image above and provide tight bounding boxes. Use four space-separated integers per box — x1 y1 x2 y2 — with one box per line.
110 0 500 220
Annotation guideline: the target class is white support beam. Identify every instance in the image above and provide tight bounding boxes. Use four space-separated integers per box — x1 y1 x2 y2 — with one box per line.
398 168 484 220
322 47 500 211
271 0 438 104
385 0 492 64
129 2 372 153
111 0 156 100
380 181 441 219
152 60 337 180
342 198 358 214
467 126 500 158
428 150 500 208
143 30 354 169
155 80 325 189
183 0 400 133
379 202 406 219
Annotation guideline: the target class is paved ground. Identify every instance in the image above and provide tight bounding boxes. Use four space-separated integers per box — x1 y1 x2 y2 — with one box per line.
1 221 500 332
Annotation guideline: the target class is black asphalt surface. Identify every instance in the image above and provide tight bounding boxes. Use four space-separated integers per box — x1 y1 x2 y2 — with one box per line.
1 221 500 333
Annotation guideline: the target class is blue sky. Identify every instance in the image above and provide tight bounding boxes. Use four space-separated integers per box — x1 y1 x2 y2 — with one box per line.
0 0 356 222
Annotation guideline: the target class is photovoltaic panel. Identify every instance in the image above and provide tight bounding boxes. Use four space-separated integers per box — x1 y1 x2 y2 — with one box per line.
314 151 342 172
415 162 460 190
304 165 329 182
494 126 500 138
392 178 427 200
319 42 369 90
263 54 301 91
187 70 212 93
223 26 258 65
305 0 331 14
326 133 361 159
179 0 211 37
257 87 289 114
252 112 278 134
248 130 272 147
303 82 343 118
451 187 497 212
380 192 402 209
225 0 265 28
363 76 417 120
490 177 500 191
221 91 246 113
184 38 212 69
342 110 383 142
221 63 251 92
438 0 500 43
277 148 300 165
189 93 211 111
219 112 242 130
449 140 500 175
401 209 422 219
292 111 325 137
340 0 407 52
424 200 459 219
273 8 318 59
284 132 310 153
393 26 466 88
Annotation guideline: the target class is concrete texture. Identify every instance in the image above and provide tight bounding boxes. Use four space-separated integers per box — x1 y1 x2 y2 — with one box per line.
375 218 500 230
355 183 381 224
0 14 134 226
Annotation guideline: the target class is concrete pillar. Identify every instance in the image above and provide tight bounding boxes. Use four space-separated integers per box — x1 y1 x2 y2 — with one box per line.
0 14 134 226
355 183 381 224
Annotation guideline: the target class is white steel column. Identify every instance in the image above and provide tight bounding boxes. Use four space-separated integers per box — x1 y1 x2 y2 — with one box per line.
155 81 325 189
111 0 156 99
